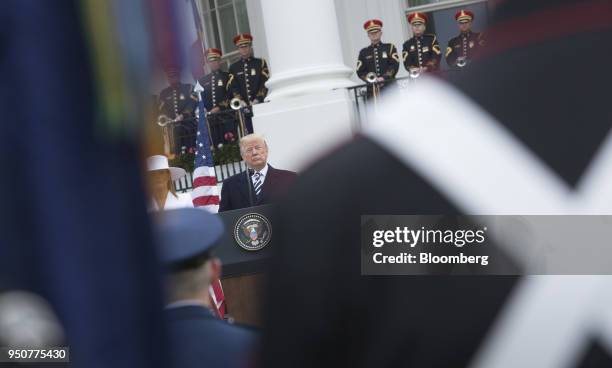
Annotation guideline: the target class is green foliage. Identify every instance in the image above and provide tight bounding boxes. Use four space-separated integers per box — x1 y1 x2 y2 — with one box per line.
169 150 195 173
213 143 241 165
169 143 241 173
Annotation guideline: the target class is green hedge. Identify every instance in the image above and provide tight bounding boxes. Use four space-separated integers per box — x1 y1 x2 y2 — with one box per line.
169 143 241 173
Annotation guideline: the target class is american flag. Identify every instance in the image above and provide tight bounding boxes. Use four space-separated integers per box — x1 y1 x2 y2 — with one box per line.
192 85 226 318
192 86 220 212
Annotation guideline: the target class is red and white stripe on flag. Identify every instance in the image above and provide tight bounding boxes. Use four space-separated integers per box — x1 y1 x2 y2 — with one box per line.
191 166 220 213
191 166 224 317
209 281 226 319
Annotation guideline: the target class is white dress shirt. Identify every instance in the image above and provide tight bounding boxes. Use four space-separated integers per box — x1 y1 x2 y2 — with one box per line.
251 163 269 186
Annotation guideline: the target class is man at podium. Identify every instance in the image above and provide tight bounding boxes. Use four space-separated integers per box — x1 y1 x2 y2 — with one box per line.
220 134 296 212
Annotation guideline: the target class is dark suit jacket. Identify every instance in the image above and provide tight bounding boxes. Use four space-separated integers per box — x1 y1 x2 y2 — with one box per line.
219 165 297 212
166 305 256 368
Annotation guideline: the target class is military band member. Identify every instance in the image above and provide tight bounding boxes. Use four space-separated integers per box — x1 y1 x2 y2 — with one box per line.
402 12 441 74
159 66 198 121
198 48 230 113
158 66 198 153
356 19 400 95
197 48 235 146
446 10 485 69
227 33 269 133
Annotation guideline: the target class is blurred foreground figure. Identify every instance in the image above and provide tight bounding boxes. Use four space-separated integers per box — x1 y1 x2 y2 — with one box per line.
155 208 256 368
0 1 169 367
263 1 612 367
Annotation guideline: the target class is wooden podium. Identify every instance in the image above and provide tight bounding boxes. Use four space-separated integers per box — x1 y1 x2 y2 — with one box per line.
216 205 275 327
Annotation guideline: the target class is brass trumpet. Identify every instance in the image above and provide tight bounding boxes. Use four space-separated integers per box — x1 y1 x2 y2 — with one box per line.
365 72 377 84
230 97 248 138
157 114 178 156
157 114 181 127
365 72 381 106
456 56 468 68
409 67 421 79
230 97 244 110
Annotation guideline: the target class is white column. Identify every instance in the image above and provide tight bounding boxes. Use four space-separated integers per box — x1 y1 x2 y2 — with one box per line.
259 0 354 101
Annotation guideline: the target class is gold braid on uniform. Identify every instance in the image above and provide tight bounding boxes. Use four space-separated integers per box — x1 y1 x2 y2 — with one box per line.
261 59 270 79
431 35 441 55
257 63 268 98
478 32 485 46
226 74 234 90
391 45 400 63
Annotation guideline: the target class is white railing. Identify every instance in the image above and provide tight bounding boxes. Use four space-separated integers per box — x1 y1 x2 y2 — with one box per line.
174 161 248 192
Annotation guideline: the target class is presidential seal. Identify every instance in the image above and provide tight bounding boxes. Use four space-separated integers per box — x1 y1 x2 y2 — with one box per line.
233 213 272 251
